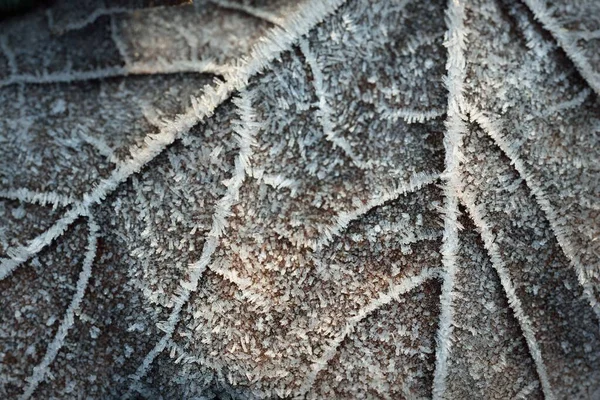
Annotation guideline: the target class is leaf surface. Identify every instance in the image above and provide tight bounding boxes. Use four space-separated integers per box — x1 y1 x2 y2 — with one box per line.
0 0 598 398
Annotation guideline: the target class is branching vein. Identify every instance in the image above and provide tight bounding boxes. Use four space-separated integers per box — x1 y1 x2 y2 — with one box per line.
459 192 555 400
521 0 600 95
469 109 600 323
296 268 442 397
312 171 441 251
20 214 99 400
125 88 258 396
0 61 229 88
0 188 75 208
432 0 468 397
299 39 368 170
124 0 351 391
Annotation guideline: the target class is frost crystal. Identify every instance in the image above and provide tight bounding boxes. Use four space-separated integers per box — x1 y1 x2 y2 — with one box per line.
0 0 599 399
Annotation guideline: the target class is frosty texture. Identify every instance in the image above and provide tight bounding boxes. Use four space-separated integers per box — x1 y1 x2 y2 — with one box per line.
0 0 598 398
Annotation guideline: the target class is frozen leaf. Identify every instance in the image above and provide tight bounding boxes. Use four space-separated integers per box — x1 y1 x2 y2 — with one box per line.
0 0 598 398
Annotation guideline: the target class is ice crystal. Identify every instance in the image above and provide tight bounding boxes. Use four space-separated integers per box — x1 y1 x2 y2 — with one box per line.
0 0 598 398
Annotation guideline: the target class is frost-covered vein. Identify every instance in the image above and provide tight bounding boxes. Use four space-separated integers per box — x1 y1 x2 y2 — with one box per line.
521 0 600 95
459 193 555 400
208 263 270 306
0 206 83 280
298 39 367 170
0 61 229 88
124 0 350 390
208 0 283 26
312 171 440 251
125 90 258 396
432 0 468 398
227 230 442 313
19 214 99 400
205 90 270 307
512 380 540 400
221 0 347 87
77 129 120 165
126 60 231 78
469 109 600 323
0 83 223 280
381 108 446 124
538 88 591 118
0 188 75 208
295 268 442 398
0 0 348 286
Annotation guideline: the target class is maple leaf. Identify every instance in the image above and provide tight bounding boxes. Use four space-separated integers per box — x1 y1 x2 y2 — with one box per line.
0 0 599 399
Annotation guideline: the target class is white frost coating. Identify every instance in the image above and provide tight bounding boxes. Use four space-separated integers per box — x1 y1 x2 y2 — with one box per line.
77 128 120 165
125 0 350 391
469 109 600 325
0 60 230 88
381 108 446 124
0 188 75 208
295 268 442 398
513 380 541 400
1 0 597 397
313 170 440 251
298 39 367 170
125 90 258 395
539 88 592 118
222 0 347 89
0 206 83 280
0 0 347 291
19 214 99 400
522 0 600 95
432 0 468 398
460 194 555 400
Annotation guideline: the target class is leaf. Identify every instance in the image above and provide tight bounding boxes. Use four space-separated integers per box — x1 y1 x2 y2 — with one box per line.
0 0 598 398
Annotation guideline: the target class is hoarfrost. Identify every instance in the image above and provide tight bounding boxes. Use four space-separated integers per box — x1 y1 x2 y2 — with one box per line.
0 0 598 398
